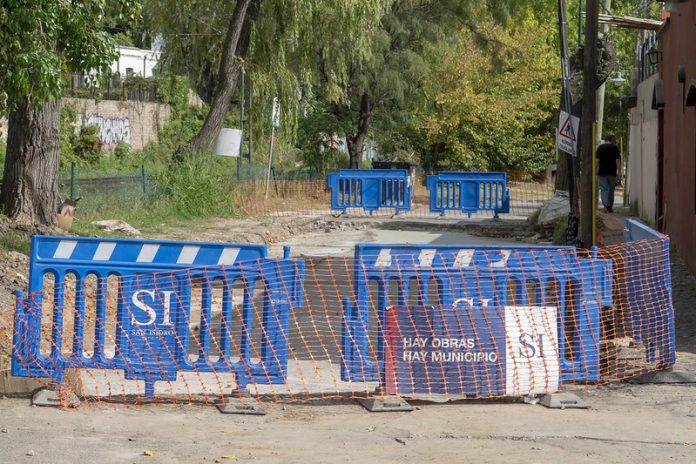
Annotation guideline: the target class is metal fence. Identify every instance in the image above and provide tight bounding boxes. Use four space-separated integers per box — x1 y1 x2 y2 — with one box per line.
58 166 158 218
63 73 159 102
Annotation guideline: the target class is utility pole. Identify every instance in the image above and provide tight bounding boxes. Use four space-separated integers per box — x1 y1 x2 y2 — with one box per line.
581 0 599 247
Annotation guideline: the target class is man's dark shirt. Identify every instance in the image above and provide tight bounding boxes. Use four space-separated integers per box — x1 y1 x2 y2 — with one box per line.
596 142 621 176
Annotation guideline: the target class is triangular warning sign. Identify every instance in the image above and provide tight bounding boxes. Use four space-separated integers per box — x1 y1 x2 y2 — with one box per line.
559 115 576 141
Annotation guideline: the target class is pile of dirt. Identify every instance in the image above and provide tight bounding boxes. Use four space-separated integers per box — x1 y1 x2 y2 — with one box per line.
156 216 372 245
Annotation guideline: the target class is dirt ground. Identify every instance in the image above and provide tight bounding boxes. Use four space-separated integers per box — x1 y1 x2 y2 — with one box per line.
1 214 696 464
0 382 695 464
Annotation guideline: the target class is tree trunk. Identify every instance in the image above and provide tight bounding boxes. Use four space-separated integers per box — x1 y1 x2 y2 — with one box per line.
346 93 371 168
1 98 61 225
186 0 255 156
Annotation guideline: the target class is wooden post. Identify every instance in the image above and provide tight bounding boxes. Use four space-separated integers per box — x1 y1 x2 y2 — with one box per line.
581 0 599 247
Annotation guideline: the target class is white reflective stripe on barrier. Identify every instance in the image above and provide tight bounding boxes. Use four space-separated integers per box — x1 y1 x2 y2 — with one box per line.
136 244 160 262
93 242 117 261
53 240 78 259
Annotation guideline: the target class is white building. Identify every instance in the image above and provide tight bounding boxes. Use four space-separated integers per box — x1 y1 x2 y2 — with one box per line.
111 46 160 78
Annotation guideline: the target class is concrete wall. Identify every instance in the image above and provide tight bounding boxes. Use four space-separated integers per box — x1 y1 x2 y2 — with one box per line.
1 98 171 151
68 98 171 151
660 2 696 275
628 74 659 225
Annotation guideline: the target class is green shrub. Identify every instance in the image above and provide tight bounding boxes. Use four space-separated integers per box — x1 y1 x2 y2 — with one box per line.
114 141 131 160
73 125 101 164
60 103 78 168
60 104 104 167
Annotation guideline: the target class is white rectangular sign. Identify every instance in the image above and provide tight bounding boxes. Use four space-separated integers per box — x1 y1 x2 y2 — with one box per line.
504 305 560 396
272 97 281 128
214 128 243 157
557 110 580 157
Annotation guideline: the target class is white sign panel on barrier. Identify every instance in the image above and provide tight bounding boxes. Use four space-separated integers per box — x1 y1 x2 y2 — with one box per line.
504 305 560 396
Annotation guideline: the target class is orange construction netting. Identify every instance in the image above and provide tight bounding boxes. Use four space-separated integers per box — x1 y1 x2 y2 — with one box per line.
0 238 674 407
230 179 553 218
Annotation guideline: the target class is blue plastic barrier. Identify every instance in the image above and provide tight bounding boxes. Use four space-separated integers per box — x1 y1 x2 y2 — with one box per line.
342 244 612 395
12 236 305 396
426 172 510 217
623 219 675 368
327 169 412 214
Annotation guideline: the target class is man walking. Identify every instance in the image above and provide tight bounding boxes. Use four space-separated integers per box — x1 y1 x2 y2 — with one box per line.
596 135 622 213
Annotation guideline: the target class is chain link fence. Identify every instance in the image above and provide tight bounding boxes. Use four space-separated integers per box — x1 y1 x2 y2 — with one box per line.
58 166 159 218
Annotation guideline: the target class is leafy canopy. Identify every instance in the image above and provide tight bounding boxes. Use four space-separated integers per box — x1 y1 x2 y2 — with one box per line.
300 0 559 165
145 0 390 113
416 17 560 173
0 0 140 114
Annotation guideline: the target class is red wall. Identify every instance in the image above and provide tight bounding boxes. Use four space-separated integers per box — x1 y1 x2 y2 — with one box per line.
660 3 696 275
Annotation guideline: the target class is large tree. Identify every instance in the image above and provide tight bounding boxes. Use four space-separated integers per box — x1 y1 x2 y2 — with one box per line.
309 0 556 168
0 0 138 225
415 19 560 174
148 0 390 157
320 1 469 167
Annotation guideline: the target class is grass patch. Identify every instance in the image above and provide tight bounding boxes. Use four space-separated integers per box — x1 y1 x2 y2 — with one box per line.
0 230 31 255
69 157 240 237
156 157 240 219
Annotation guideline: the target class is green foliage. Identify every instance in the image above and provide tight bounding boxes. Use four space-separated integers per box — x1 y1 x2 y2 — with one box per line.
143 0 236 102
104 1 151 48
552 216 567 246
297 97 352 174
114 141 132 160
140 104 209 167
156 157 238 218
0 0 140 115
146 0 391 134
59 103 102 168
57 74 207 173
560 1 661 149
0 136 5 167
297 0 556 167
73 125 101 165
155 75 191 111
111 31 135 47
59 104 78 168
415 18 560 174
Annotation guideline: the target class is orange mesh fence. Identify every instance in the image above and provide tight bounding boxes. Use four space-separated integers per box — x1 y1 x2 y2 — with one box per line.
230 179 553 218
0 238 674 406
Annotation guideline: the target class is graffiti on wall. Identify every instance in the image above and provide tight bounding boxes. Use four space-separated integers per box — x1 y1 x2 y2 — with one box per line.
76 114 132 146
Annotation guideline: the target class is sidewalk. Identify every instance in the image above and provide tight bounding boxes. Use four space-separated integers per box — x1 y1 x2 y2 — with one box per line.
597 205 630 246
